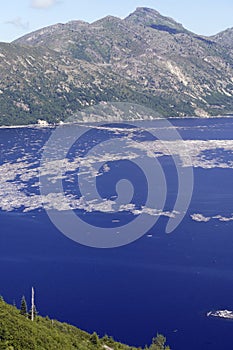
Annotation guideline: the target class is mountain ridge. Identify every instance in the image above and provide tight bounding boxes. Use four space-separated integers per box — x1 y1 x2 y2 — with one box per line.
0 7 233 125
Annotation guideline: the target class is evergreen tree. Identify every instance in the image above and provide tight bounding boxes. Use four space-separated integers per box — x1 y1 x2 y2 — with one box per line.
149 334 170 350
90 332 99 345
20 296 27 317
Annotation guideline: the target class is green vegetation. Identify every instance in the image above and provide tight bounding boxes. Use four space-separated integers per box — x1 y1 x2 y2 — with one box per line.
0 298 171 350
145 335 170 350
19 296 27 317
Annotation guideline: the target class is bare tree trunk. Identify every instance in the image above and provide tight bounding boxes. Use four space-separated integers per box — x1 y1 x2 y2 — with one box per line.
31 287 35 321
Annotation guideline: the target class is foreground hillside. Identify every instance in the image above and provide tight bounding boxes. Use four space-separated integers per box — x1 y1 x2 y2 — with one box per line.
0 298 170 350
1 7 233 125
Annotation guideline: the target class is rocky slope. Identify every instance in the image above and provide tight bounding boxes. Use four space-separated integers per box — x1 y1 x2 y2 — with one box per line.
1 7 233 125
211 27 233 51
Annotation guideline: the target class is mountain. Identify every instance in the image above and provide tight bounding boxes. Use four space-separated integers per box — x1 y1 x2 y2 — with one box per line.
211 27 233 50
124 7 188 34
1 8 233 125
0 298 170 349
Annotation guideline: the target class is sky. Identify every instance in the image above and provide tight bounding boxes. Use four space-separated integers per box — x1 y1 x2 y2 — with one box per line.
1 0 233 43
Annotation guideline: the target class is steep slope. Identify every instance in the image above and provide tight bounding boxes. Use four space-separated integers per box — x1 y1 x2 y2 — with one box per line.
0 298 137 350
211 27 233 50
124 7 189 34
0 42 155 125
0 298 170 350
1 7 233 125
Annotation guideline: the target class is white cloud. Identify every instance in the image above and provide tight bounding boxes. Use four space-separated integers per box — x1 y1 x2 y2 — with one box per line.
31 0 58 9
6 17 29 30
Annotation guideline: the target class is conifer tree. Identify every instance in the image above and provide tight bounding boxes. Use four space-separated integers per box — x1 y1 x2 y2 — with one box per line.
90 332 99 345
149 334 170 350
20 296 27 317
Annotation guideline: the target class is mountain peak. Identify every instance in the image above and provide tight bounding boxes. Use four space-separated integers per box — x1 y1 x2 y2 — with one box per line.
124 7 187 34
134 7 161 16
211 27 233 49
92 15 121 26
124 7 161 22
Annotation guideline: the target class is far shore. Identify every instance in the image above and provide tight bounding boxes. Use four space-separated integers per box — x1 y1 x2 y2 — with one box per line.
0 115 233 129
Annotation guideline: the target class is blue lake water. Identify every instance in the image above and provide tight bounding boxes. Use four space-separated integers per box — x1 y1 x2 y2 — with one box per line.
1 118 233 349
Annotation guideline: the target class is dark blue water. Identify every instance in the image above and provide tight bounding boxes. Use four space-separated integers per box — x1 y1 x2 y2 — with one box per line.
1 118 233 350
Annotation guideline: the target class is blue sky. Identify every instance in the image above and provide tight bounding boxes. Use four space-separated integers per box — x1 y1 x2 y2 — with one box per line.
1 0 233 42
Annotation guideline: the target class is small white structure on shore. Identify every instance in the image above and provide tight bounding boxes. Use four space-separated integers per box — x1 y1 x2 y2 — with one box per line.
37 119 49 126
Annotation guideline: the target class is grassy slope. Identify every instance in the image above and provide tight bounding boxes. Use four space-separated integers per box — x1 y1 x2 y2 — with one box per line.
0 299 140 350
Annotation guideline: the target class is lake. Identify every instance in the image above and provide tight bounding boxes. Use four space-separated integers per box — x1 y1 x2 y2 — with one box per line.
1 117 233 349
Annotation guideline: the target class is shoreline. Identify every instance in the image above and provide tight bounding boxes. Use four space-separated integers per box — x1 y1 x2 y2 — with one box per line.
1 115 233 130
